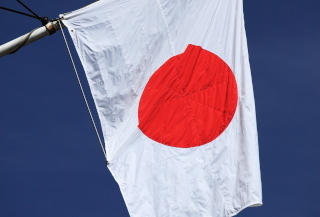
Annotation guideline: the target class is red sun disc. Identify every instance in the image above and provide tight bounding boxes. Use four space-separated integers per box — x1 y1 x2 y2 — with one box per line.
138 44 238 148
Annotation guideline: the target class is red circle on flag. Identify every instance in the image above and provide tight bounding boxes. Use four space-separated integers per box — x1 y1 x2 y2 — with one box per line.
138 44 238 148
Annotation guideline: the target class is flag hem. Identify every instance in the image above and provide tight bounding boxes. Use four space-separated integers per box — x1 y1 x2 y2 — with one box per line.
229 201 263 217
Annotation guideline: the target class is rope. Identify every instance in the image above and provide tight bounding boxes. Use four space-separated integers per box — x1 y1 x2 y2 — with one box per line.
0 0 49 25
9 28 37 54
0 6 39 19
58 20 109 166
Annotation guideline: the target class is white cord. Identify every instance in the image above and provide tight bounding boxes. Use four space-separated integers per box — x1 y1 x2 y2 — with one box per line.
58 20 108 165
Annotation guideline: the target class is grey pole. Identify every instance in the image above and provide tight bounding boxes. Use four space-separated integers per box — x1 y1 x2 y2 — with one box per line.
0 20 62 58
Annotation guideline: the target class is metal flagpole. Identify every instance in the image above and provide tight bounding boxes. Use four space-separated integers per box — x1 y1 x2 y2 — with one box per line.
0 20 62 58
0 0 100 58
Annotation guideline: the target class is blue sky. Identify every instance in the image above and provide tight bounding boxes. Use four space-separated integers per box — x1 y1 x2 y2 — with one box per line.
0 0 319 217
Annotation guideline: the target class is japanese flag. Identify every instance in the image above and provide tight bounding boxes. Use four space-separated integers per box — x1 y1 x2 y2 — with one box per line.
62 0 262 216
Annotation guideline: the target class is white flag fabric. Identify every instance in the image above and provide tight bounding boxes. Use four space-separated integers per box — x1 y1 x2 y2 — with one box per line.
61 0 262 216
